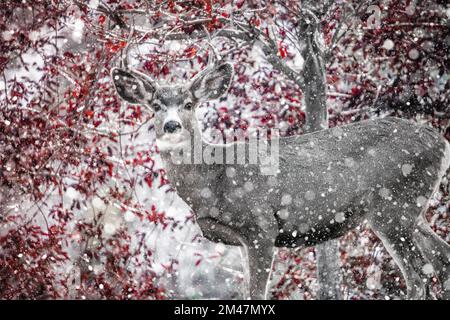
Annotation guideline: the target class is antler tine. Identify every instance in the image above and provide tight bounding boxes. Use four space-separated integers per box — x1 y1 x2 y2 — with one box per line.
200 24 220 70
207 46 218 69
119 26 137 69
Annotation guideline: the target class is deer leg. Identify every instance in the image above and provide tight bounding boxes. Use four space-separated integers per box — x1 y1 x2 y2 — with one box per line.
239 237 275 300
414 215 450 299
248 242 275 300
239 245 251 300
370 218 433 300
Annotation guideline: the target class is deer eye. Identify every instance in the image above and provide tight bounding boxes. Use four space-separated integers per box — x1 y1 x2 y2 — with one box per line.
152 103 161 112
184 102 193 110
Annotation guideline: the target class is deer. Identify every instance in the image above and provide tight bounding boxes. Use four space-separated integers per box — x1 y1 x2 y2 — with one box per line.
111 61 450 300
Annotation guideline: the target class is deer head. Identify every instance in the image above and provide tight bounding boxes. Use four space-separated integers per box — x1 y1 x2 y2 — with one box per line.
111 63 233 145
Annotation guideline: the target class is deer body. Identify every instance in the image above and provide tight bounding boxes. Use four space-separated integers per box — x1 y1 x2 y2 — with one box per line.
112 63 450 300
162 116 449 245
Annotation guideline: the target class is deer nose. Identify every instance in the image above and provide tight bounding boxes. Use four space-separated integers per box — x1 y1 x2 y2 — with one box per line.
164 121 182 133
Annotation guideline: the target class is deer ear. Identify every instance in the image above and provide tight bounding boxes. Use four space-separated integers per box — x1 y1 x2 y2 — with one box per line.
189 63 233 102
111 68 157 105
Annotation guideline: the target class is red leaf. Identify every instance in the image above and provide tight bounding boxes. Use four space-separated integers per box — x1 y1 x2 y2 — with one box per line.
144 174 153 188
184 46 197 58
83 110 94 118
351 87 361 96
204 0 212 16
278 43 287 59
108 163 114 176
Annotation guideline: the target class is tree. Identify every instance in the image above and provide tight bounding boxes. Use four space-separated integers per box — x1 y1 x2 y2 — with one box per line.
1 0 449 299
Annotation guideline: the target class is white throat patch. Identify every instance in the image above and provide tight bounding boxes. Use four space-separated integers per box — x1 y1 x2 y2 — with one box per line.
156 132 190 152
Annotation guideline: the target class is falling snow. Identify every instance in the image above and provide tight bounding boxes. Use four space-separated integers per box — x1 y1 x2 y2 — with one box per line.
1 0 449 302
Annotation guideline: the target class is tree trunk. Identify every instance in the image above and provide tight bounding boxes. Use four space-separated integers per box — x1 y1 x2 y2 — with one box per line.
298 11 342 300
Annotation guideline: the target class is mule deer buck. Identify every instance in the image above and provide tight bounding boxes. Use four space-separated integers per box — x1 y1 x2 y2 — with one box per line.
111 62 450 300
